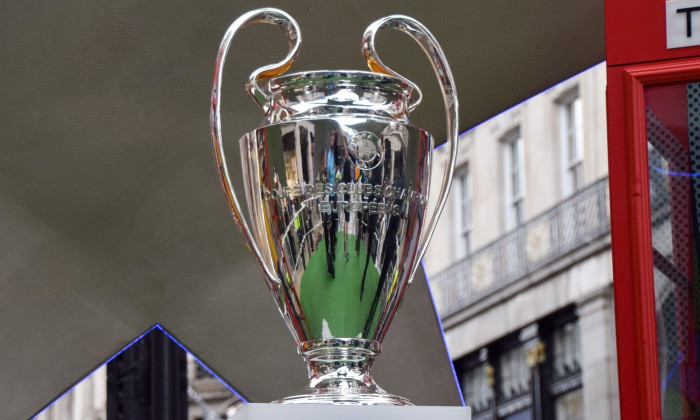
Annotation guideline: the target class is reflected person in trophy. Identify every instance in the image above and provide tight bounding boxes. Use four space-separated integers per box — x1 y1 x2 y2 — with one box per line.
211 8 458 404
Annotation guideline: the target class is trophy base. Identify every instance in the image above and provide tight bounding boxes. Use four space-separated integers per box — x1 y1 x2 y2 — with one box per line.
274 338 413 406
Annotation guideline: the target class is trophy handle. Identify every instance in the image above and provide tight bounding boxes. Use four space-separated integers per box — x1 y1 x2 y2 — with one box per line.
362 16 459 283
211 8 301 286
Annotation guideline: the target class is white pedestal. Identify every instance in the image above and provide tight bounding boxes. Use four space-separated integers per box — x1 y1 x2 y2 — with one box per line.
232 403 471 420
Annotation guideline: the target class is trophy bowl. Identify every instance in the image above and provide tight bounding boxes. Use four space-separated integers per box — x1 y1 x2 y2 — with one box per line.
211 8 458 405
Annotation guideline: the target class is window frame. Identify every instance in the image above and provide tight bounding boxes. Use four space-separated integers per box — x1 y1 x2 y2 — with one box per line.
503 129 525 231
454 164 473 259
557 88 584 197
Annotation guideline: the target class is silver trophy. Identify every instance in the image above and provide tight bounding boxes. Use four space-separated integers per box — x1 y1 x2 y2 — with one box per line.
211 8 458 405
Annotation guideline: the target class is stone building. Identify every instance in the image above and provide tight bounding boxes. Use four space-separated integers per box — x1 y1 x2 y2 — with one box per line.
424 62 619 420
33 367 107 420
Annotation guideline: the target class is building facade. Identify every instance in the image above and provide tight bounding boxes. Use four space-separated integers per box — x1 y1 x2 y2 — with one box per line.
425 63 619 420
34 367 107 420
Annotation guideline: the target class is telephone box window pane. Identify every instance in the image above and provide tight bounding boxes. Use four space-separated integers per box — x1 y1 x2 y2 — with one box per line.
645 81 700 419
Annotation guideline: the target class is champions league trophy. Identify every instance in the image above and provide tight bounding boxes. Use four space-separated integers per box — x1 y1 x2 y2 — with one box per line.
211 8 458 405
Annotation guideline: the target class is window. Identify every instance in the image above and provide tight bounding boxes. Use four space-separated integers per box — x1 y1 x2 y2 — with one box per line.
499 344 531 401
461 364 494 413
455 166 472 258
552 321 581 379
504 131 524 230
559 92 584 196
550 320 583 420
455 310 583 420
504 410 533 420
554 388 583 420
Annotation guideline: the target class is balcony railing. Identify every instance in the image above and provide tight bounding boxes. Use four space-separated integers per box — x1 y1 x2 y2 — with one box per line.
429 177 610 318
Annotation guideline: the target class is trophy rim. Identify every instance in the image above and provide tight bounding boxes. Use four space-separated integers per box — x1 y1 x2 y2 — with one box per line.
244 116 434 133
268 70 418 97
265 70 421 122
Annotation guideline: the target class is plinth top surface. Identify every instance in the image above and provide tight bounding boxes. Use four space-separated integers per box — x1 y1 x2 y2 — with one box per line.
234 403 471 420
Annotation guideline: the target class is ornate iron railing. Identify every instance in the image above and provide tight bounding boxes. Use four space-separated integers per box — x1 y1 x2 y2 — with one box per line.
429 177 610 318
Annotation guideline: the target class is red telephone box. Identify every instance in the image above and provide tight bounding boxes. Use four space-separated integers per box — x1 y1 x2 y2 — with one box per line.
607 0 700 418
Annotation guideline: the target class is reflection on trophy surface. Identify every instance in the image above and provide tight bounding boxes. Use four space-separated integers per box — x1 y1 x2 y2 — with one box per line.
211 8 458 405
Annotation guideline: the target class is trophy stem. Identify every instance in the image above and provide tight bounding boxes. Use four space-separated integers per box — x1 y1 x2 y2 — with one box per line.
273 339 413 406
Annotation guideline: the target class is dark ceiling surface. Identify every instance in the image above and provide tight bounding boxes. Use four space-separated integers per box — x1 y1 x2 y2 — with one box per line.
0 0 604 418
